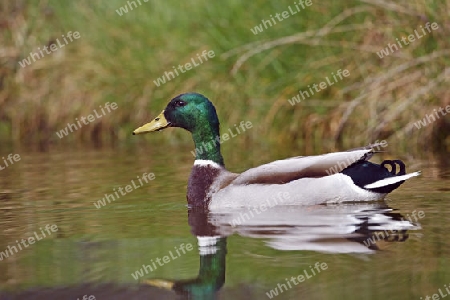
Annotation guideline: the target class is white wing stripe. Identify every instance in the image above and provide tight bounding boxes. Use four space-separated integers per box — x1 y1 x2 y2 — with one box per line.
364 172 421 189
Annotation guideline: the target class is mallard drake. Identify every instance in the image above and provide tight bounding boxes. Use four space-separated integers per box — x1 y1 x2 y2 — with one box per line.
133 93 420 209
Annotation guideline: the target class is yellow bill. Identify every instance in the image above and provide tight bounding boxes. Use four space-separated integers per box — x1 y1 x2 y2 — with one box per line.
133 111 170 135
141 279 174 290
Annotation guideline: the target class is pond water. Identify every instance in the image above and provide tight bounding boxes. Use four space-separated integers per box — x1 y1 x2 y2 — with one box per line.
0 141 449 300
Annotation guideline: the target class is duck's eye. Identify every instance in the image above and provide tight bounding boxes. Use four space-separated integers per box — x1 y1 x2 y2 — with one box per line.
174 100 187 107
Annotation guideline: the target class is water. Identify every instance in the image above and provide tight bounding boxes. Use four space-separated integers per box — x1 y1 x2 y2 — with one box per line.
0 142 449 300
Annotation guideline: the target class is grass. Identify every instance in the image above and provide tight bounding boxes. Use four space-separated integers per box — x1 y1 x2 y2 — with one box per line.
0 0 449 154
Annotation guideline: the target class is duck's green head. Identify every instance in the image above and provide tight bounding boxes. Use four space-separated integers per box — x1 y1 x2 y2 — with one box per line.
133 93 224 165
133 93 219 134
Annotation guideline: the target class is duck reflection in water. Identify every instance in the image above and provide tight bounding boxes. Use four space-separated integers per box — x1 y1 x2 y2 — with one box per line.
142 199 421 299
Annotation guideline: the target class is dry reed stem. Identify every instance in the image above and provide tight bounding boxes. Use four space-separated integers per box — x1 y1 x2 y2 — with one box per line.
225 24 375 75
359 0 423 18
373 68 449 135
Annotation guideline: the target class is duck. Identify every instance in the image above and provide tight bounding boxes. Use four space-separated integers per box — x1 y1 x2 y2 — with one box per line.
133 92 420 209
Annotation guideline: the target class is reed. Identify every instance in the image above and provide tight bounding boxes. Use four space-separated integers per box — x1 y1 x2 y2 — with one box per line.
0 0 448 154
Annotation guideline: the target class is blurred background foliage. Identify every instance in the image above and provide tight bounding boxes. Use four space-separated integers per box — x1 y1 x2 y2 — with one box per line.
0 0 449 155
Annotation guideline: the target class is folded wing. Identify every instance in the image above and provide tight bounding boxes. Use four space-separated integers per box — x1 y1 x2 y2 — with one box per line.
231 149 374 185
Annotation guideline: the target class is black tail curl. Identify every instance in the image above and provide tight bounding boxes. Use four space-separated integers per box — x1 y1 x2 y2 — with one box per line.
341 159 408 194
380 160 406 176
